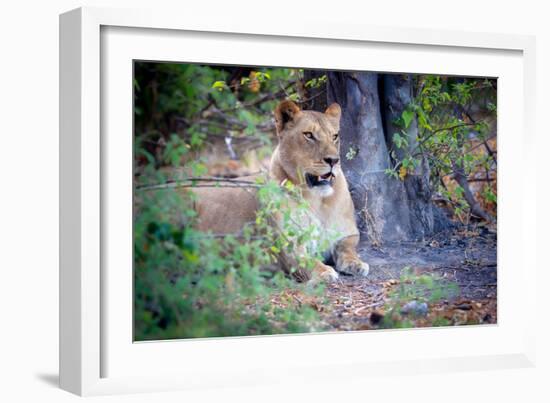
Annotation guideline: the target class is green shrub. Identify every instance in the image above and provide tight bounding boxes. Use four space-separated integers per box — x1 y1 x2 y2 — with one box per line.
379 266 459 329
134 169 332 340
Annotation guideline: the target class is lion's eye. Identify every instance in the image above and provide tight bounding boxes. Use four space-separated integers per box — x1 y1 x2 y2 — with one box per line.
333 133 339 142
303 132 315 141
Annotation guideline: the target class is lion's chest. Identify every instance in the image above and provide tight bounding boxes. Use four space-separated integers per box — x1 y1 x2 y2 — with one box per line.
292 197 356 257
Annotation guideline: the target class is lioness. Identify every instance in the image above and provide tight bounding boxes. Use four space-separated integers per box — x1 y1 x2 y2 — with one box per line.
192 100 369 282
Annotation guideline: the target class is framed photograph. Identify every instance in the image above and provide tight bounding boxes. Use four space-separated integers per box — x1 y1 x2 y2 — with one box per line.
60 6 537 396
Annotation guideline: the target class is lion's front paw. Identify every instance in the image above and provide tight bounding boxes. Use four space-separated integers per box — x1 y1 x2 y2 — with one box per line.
311 263 339 284
337 258 370 277
357 261 370 277
321 266 340 283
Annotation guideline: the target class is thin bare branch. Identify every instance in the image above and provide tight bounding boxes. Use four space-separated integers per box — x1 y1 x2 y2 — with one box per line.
136 177 262 191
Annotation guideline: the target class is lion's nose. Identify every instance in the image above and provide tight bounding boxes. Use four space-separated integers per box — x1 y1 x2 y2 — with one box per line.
324 157 339 167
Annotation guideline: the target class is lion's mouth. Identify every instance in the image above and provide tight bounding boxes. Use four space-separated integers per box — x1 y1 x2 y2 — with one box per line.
305 172 335 188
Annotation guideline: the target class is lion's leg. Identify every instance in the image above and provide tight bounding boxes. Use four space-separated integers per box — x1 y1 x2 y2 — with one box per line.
334 235 370 277
293 260 339 284
267 210 338 283
277 248 339 283
310 260 339 283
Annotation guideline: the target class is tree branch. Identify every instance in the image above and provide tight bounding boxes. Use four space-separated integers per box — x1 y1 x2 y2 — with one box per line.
136 177 262 191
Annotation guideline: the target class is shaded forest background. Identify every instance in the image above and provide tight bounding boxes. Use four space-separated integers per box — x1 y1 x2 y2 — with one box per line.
133 62 497 340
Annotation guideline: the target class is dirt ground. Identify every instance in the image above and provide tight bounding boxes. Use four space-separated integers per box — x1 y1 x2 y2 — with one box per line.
268 225 497 331
318 225 497 330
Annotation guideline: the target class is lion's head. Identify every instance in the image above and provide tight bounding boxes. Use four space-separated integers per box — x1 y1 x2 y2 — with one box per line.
272 100 342 197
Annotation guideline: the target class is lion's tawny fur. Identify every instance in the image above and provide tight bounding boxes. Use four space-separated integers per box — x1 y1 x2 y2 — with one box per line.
190 100 370 282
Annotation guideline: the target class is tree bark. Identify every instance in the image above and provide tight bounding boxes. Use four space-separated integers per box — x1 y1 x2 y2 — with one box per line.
328 72 415 244
327 72 448 244
380 74 436 238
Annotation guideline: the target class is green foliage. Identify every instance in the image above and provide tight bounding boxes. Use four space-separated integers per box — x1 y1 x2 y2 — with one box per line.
394 267 458 303
394 109 415 130
134 171 331 340
380 267 459 329
133 62 333 340
255 178 342 273
305 74 327 89
392 132 408 150
385 75 497 219
345 146 358 161
482 185 497 204
133 63 304 167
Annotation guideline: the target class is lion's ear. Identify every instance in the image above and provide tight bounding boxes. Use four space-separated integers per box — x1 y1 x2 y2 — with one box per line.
274 100 302 135
325 103 342 120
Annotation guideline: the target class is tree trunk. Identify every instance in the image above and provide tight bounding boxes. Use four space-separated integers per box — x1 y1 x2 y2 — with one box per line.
380 74 436 238
327 72 446 244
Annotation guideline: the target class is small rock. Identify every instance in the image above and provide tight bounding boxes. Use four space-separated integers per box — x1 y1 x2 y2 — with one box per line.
401 300 428 316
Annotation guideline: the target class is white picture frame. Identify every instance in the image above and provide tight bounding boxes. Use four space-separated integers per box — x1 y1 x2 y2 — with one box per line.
59 6 537 396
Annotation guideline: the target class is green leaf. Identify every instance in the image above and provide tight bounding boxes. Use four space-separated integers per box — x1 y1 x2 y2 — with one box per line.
288 93 300 101
392 132 403 149
402 110 414 128
345 146 358 160
416 109 432 131
211 80 227 91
